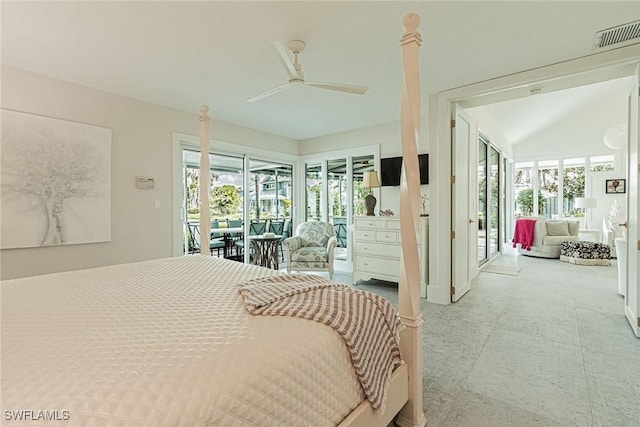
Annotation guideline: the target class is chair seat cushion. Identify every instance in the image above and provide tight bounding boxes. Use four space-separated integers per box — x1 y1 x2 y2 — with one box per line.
291 246 328 263
542 235 579 246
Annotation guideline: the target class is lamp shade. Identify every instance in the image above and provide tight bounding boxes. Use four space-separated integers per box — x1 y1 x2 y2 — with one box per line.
603 123 627 150
363 171 381 189
575 197 597 209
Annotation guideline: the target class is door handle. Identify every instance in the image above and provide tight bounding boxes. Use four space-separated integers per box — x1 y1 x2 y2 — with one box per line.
469 219 476 224
618 221 628 228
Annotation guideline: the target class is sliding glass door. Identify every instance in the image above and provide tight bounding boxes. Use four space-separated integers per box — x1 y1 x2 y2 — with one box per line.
489 146 500 257
303 151 376 270
477 139 488 263
305 162 322 222
477 136 502 264
248 159 293 222
181 149 244 255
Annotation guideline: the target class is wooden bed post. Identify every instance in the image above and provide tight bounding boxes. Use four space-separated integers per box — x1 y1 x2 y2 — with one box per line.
199 105 211 255
396 13 427 427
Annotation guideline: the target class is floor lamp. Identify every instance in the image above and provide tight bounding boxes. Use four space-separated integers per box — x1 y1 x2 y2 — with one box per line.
363 170 381 216
575 197 597 230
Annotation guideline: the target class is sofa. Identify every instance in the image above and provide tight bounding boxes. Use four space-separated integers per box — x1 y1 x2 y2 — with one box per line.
516 216 580 258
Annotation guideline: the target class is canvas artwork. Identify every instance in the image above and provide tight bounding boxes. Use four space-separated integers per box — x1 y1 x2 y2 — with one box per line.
605 179 626 194
1 109 112 249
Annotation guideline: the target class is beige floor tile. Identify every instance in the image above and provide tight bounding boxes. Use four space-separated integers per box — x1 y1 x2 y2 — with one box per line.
333 249 638 427
464 329 593 426
441 388 567 427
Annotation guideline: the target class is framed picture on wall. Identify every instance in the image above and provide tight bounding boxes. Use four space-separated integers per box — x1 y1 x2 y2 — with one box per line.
1 109 112 249
605 179 626 194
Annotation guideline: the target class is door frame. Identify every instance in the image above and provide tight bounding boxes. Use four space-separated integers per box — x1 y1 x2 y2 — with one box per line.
428 44 640 305
624 65 639 337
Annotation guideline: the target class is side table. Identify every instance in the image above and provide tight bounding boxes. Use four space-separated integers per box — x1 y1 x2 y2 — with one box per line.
578 229 601 243
250 235 284 270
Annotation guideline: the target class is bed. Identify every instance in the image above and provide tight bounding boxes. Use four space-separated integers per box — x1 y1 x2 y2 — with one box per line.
3 256 401 426
2 13 426 427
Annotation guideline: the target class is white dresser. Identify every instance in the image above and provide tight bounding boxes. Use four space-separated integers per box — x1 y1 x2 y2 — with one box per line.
352 216 429 293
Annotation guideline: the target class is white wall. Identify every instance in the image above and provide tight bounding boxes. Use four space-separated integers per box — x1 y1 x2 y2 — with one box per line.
299 116 430 214
1 66 298 279
513 89 628 161
466 107 514 159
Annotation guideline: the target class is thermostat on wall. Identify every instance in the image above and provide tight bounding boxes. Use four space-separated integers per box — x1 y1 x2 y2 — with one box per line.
135 176 155 190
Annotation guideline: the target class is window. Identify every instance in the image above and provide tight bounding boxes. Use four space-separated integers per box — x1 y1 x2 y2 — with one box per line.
249 159 292 221
563 157 585 216
352 155 373 216
538 160 559 218
514 161 534 216
305 163 322 221
590 154 615 172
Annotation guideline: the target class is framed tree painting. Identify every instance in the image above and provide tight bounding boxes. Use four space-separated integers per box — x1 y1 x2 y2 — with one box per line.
605 179 626 194
1 109 112 249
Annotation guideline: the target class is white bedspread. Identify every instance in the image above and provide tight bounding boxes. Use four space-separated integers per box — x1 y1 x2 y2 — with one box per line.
2 257 365 426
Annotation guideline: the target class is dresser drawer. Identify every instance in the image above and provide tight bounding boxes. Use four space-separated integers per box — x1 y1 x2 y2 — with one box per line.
388 220 422 232
354 217 387 230
398 232 422 245
354 230 376 242
376 231 397 243
356 242 401 258
355 256 400 276
386 220 401 230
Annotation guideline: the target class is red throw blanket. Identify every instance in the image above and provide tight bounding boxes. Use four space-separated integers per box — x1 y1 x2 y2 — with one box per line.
238 274 401 413
512 218 537 250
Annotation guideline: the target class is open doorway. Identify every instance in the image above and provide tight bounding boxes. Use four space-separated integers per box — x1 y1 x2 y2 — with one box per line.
427 46 639 321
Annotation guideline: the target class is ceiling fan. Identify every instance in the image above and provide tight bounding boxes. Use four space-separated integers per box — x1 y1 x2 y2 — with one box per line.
246 40 369 103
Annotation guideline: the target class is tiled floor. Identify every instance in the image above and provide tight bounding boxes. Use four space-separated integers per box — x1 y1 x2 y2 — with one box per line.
327 249 640 427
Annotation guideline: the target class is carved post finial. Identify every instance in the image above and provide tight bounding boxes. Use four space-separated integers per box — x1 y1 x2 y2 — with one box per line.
200 105 210 121
402 13 420 34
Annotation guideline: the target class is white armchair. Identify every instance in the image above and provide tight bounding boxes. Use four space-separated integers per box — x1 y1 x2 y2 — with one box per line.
283 221 337 279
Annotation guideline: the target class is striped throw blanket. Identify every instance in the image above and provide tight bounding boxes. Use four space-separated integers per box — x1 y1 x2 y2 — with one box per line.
238 274 402 412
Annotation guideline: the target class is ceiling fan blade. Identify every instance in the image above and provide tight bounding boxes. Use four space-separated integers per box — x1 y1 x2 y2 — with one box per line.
268 40 299 79
246 83 291 103
306 81 369 95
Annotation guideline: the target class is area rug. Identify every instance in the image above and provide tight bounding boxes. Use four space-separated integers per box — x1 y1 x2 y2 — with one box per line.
481 265 521 276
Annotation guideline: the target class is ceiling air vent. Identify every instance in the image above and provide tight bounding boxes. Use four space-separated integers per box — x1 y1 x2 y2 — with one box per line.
593 20 640 50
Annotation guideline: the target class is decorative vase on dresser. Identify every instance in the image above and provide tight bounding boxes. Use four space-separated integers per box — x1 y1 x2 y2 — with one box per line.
352 215 429 297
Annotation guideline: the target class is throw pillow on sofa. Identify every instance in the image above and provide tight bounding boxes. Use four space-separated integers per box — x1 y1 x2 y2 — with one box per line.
546 221 570 236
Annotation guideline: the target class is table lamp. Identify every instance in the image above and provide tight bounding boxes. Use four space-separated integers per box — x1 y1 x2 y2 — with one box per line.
362 171 381 216
574 197 597 230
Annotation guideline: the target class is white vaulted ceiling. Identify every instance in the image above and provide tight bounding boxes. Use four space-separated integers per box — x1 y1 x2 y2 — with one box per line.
2 1 639 140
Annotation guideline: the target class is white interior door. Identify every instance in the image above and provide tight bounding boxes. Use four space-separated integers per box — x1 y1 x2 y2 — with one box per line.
452 104 475 302
625 65 639 337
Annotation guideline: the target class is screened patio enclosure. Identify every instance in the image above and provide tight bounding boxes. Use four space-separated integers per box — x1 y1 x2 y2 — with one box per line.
181 148 293 259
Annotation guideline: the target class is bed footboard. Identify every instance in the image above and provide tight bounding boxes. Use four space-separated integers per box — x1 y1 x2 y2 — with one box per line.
337 362 408 427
